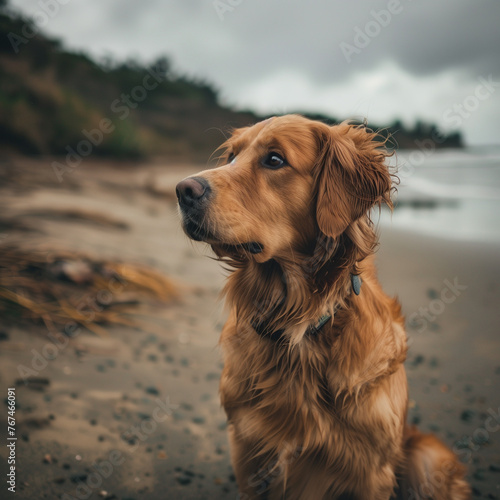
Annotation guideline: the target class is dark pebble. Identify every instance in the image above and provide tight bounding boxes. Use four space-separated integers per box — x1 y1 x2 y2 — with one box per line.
471 486 482 496
90 419 97 426
428 357 439 368
16 377 50 391
427 288 439 299
53 477 66 484
26 418 50 429
0 331 9 341
180 357 189 367
70 473 88 483
454 436 470 449
147 354 158 362
205 372 219 381
489 464 500 472
192 416 206 424
145 386 159 396
460 409 475 422
473 469 486 481
62 463 71 470
96 364 106 373
473 432 489 446
409 354 425 368
176 475 192 485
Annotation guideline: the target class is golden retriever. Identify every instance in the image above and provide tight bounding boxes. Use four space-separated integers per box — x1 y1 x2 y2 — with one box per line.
176 115 470 499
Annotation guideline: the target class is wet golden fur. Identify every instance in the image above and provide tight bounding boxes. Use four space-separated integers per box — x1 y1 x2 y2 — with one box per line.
177 115 470 499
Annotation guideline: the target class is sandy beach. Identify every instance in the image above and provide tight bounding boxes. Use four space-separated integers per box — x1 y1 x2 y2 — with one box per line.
0 157 499 499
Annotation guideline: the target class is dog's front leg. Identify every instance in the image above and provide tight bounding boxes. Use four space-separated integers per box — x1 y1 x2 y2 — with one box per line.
228 423 275 499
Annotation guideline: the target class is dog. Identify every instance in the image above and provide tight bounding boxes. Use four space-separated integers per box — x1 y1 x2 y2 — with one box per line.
176 115 470 499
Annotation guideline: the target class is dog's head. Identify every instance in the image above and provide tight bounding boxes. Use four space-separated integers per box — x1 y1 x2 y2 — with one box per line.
176 115 392 263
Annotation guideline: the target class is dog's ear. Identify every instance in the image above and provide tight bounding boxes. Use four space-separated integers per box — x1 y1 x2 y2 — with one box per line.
315 123 392 238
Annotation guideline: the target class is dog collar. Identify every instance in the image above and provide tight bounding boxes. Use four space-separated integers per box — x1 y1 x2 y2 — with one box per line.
351 273 362 295
252 273 362 342
252 315 331 343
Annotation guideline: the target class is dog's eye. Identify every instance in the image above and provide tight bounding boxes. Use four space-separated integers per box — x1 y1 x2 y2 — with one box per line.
226 153 236 165
262 152 286 170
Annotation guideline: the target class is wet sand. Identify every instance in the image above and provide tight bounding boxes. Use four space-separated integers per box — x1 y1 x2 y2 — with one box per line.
0 157 499 499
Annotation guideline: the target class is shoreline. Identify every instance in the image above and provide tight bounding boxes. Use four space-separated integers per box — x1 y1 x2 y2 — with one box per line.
0 159 498 498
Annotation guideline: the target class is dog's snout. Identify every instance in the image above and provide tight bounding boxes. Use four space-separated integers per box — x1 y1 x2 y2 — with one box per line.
176 177 210 208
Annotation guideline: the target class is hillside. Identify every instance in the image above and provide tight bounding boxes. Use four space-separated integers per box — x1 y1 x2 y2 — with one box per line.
0 5 462 161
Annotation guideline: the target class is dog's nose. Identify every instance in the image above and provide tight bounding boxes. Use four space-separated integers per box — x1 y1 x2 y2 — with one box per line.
176 177 210 208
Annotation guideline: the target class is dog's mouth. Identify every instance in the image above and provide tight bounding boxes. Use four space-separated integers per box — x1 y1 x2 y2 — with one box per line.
183 217 211 242
181 216 264 255
221 241 264 255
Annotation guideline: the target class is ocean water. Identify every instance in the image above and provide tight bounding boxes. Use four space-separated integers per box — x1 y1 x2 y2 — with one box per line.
376 146 500 243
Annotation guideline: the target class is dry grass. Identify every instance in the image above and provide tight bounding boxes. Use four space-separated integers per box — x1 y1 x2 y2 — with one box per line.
0 245 178 336
23 208 130 229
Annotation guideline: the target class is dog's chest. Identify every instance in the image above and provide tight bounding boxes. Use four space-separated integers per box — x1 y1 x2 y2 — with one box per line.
223 343 344 442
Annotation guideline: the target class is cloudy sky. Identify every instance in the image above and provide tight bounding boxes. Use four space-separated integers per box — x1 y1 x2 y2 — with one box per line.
10 0 500 145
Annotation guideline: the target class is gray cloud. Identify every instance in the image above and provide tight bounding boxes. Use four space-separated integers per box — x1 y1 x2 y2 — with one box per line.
9 0 500 144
